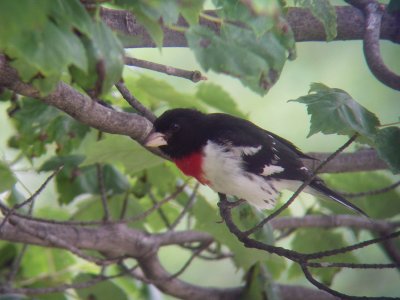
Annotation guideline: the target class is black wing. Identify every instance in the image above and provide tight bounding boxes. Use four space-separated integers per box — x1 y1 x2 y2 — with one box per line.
206 113 312 181
206 113 368 216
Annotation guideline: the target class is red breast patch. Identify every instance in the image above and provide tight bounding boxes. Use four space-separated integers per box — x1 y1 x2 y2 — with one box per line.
173 152 209 185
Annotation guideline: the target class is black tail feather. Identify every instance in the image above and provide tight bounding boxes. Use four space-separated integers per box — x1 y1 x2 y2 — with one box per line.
310 180 369 218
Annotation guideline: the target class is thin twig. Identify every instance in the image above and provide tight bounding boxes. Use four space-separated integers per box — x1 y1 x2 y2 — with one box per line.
0 167 61 231
341 179 400 198
243 134 358 236
124 57 206 83
149 190 171 229
167 240 212 280
169 183 199 230
304 230 400 260
119 189 131 220
300 262 397 300
96 164 110 222
307 261 399 269
5 186 38 285
124 182 188 224
345 0 400 90
115 81 156 122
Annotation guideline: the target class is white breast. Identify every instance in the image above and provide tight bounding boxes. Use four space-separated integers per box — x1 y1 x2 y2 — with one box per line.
202 141 298 210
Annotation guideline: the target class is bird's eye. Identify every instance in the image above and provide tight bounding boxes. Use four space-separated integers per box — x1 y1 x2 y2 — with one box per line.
170 123 180 132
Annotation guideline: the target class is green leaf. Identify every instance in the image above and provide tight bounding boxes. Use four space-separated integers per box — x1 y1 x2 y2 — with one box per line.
130 75 206 109
40 155 85 172
113 0 181 47
0 0 125 95
74 273 128 300
290 83 380 140
11 98 90 158
322 172 400 219
70 21 124 96
213 0 275 37
180 0 205 25
51 0 93 36
146 163 182 194
8 19 87 92
82 134 163 174
21 246 75 279
289 228 357 285
0 0 101 94
295 0 337 41
71 194 146 230
187 22 292 95
133 10 165 47
0 161 16 192
0 244 17 270
196 83 245 117
5 13 88 93
373 127 400 174
5 186 26 207
242 263 279 300
55 164 130 205
0 0 52 45
0 88 13 101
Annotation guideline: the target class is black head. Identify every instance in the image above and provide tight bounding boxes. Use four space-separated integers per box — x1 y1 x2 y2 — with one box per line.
146 108 209 159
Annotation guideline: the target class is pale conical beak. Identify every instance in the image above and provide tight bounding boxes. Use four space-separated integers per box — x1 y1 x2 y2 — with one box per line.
144 132 168 147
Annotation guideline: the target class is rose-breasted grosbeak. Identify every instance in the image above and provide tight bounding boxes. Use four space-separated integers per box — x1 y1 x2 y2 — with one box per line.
145 108 367 216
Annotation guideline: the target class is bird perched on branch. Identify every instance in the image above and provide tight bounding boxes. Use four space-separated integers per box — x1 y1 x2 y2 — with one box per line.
145 108 367 216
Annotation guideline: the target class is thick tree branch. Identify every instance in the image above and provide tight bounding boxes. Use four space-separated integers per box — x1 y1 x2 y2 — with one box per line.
270 215 398 231
305 149 387 173
0 215 338 300
345 0 400 90
0 55 153 143
100 6 400 48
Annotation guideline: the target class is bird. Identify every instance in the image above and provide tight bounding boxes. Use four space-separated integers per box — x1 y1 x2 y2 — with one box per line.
144 108 367 216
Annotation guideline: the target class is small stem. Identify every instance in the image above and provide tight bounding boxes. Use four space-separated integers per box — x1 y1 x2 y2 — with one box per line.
124 57 206 83
96 163 110 222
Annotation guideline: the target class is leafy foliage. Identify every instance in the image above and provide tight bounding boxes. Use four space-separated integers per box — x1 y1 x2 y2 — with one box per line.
291 83 380 139
0 0 123 95
187 0 295 95
243 263 280 300
0 1 398 300
112 0 205 46
291 83 400 173
374 126 400 174
9 98 90 158
0 161 16 193
294 0 337 41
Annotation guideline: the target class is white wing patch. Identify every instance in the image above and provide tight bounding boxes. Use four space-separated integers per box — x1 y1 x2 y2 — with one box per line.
232 145 262 156
261 165 284 176
203 141 284 210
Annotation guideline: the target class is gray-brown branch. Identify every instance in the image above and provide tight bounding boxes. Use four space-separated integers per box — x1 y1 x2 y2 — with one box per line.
100 6 400 48
0 215 339 300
